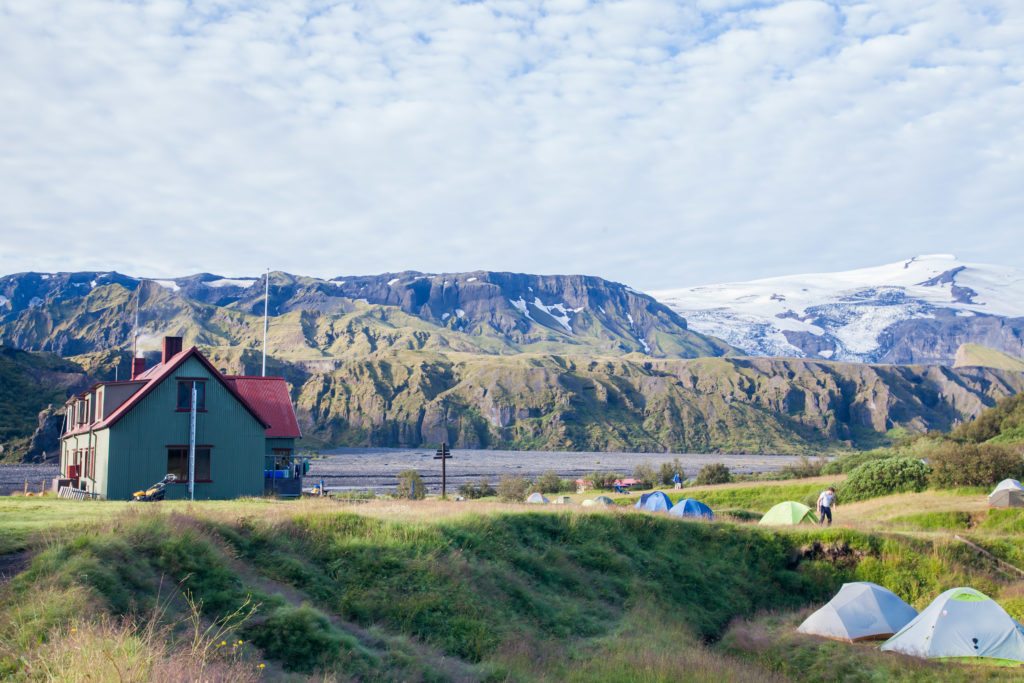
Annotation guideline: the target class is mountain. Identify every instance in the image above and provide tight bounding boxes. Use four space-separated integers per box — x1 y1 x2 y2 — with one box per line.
651 255 1024 365
953 344 1024 373
284 353 1024 454
0 346 89 462
0 270 732 361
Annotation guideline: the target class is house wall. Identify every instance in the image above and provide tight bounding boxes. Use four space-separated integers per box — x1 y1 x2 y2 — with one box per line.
59 429 109 498
265 437 296 454
105 356 267 500
101 382 144 419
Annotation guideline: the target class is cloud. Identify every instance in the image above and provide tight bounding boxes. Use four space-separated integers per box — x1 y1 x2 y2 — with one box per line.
0 0 1021 289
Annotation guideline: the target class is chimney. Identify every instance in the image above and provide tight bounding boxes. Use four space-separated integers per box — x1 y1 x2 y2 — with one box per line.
162 336 183 364
131 357 146 380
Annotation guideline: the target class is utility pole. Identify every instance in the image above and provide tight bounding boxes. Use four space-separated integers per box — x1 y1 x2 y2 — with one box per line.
433 442 451 498
188 381 197 501
262 268 270 377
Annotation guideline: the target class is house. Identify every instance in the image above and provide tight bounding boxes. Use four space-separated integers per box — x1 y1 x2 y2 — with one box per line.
59 336 302 500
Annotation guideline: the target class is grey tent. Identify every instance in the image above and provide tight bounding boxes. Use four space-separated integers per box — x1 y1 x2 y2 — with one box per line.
525 492 550 504
990 479 1024 508
989 488 1024 508
881 587 1024 663
582 495 616 507
797 582 917 642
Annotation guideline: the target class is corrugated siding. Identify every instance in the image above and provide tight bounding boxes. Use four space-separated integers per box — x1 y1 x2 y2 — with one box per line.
60 430 109 498
106 356 266 500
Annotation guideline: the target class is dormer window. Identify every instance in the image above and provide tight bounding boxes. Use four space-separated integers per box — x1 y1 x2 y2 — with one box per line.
176 380 206 411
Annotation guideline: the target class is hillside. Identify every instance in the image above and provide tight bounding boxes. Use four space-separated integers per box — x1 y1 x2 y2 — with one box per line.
0 270 732 360
951 393 1024 445
250 352 1021 453
653 254 1024 365
954 344 1024 372
1 491 1022 681
0 347 88 462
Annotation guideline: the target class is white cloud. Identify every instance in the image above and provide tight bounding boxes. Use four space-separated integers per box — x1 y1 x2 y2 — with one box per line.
0 0 1021 288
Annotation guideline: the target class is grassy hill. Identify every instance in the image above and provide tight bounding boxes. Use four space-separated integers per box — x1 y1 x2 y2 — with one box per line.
1 484 1023 681
954 344 1024 372
952 393 1024 445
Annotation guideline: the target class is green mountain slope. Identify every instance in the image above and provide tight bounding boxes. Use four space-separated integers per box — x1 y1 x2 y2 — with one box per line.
953 343 1024 372
952 393 1024 445
0 346 89 461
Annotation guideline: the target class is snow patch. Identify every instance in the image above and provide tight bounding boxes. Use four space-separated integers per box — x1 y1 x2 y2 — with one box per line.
387 278 400 286
206 278 257 289
153 279 180 292
456 309 466 318
532 298 575 333
466 277 478 283
41 274 50 280
510 297 532 320
90 280 98 289
28 296 43 308
442 312 451 321
0 295 9 307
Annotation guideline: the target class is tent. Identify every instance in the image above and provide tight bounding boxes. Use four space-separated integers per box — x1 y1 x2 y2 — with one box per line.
582 496 616 507
668 498 714 520
759 501 817 526
881 587 1024 664
990 489 1024 508
635 491 673 512
798 582 917 642
525 492 549 504
552 496 573 505
992 479 1023 493
990 480 1024 508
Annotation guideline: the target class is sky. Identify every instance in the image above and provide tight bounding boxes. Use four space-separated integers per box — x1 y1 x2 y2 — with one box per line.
1 1 1022 290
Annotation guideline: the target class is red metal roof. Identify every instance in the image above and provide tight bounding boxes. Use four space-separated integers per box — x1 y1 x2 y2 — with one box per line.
64 347 270 437
224 376 302 439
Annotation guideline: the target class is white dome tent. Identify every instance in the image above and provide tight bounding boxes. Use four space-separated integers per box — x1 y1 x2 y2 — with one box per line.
797 582 918 642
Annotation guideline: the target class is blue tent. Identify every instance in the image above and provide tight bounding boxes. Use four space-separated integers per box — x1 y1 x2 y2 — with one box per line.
635 491 673 512
668 498 714 519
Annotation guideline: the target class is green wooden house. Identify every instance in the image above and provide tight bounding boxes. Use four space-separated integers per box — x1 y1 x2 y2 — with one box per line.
59 337 301 500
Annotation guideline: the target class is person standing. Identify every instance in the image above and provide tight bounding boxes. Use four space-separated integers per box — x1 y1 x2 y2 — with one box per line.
672 472 682 490
817 487 836 526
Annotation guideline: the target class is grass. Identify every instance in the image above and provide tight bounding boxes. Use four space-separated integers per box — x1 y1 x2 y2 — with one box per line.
1 478 1022 681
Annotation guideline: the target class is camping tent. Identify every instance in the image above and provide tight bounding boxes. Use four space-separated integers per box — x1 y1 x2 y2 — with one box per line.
881 587 1024 663
798 582 917 642
759 501 817 526
990 480 1024 508
635 491 673 512
582 496 616 507
993 479 1023 493
668 498 714 520
552 496 573 505
525 492 549 504
990 489 1024 508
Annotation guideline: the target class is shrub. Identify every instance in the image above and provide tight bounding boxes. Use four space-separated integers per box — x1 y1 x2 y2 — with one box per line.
927 441 1024 488
632 462 657 489
533 470 569 494
778 456 826 479
244 605 369 673
458 478 496 499
695 463 732 486
396 470 426 499
497 475 531 502
840 458 930 502
657 458 684 486
951 394 1024 444
584 471 624 490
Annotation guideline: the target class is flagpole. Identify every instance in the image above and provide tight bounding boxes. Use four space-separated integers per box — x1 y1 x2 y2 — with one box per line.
262 268 269 377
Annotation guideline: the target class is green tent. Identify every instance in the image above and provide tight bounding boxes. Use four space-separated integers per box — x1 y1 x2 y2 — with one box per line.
759 501 817 526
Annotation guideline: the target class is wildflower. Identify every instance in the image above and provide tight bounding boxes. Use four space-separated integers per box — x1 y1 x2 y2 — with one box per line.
258 663 266 670
220 640 227 646
70 627 78 634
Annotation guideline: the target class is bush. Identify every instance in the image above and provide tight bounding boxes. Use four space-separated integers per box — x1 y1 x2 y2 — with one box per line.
533 470 571 494
458 478 496 499
396 470 426 499
840 458 930 502
778 456 826 479
584 471 624 490
632 462 657 489
657 458 684 486
695 463 732 486
244 605 369 673
927 441 1024 488
497 475 531 502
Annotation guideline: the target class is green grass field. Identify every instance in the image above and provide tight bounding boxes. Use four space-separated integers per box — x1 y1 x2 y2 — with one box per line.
1 478 1022 681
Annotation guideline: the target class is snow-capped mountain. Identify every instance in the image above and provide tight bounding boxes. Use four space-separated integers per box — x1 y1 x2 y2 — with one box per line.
651 255 1024 365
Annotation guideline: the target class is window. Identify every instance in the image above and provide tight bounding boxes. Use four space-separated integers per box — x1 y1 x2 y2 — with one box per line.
166 447 212 482
176 381 206 411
